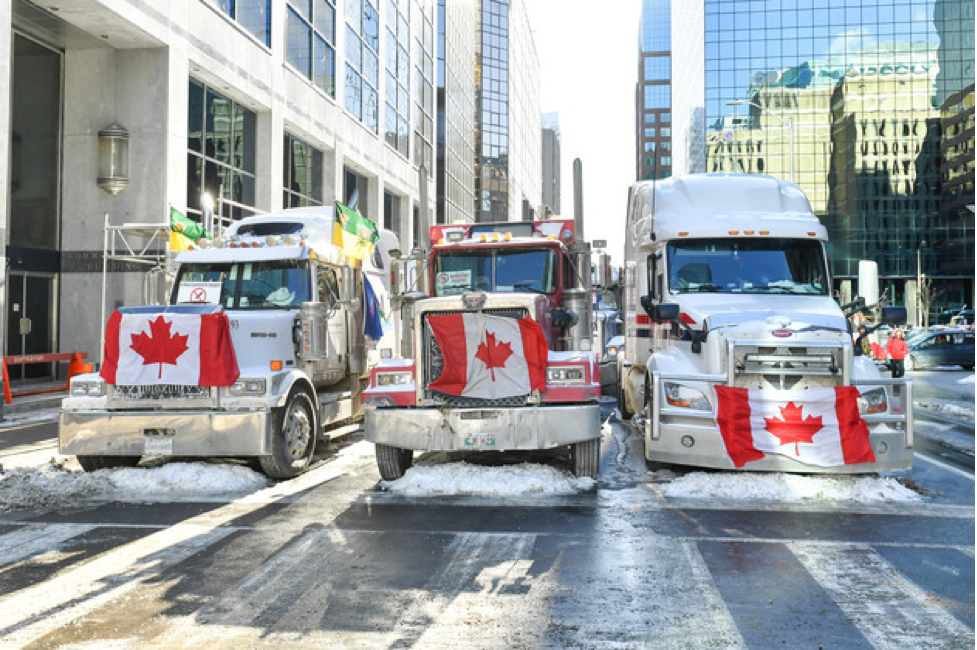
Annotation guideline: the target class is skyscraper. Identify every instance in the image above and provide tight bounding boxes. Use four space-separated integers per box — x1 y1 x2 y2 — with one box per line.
645 0 974 320
475 0 542 222
636 0 673 181
541 112 561 216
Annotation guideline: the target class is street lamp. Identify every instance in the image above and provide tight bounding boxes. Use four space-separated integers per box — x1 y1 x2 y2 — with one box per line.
726 100 794 183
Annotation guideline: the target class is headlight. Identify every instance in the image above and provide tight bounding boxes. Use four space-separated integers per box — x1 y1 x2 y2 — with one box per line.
860 387 888 414
547 365 587 384
664 382 711 410
229 378 267 396
606 345 619 356
69 377 106 397
377 371 413 386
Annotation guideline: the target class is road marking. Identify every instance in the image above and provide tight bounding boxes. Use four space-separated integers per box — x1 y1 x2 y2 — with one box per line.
0 458 352 646
917 451 975 480
0 523 97 566
791 542 974 650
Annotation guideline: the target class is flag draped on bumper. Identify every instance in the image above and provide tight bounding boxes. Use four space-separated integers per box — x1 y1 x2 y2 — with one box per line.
427 313 548 399
101 309 239 386
714 386 875 468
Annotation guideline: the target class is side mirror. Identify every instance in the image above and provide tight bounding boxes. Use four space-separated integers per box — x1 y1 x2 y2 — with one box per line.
641 296 679 322
882 306 907 326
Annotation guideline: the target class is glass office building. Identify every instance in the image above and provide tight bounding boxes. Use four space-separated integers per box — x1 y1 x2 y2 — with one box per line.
700 0 974 319
637 0 673 180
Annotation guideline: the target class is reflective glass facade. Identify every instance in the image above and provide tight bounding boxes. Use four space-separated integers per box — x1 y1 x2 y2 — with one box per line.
702 0 974 316
637 0 673 180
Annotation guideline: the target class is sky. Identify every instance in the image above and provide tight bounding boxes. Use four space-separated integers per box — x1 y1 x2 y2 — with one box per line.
523 0 643 266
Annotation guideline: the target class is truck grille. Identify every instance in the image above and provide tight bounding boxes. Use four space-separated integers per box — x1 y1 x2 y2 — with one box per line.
734 344 843 391
423 308 530 406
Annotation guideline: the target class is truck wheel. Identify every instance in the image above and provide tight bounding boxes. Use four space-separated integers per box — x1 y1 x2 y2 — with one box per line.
76 456 141 472
617 378 633 420
571 438 600 479
376 444 413 481
259 387 317 480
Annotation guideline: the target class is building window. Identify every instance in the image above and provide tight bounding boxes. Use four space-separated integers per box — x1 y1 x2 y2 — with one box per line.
385 0 410 157
643 55 670 81
213 0 271 46
345 0 380 132
283 133 324 207
286 1 336 96
187 78 257 221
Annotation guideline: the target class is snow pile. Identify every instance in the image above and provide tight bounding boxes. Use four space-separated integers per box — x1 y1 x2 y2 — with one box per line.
916 399 975 422
958 374 975 385
382 462 595 497
0 461 269 511
660 471 921 503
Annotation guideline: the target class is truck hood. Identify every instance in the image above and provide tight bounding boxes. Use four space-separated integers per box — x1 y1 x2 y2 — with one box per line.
675 294 848 333
225 310 297 372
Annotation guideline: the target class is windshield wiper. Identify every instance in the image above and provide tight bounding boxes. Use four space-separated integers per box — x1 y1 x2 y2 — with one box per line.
681 284 725 293
744 285 794 294
513 283 548 294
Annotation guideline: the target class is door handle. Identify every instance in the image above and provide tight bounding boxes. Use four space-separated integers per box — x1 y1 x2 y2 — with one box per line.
19 318 31 336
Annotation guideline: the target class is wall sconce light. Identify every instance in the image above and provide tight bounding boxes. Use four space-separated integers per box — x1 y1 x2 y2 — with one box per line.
97 123 129 195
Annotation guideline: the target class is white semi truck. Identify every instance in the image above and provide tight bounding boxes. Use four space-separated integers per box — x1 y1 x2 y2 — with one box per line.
60 206 398 479
619 174 913 473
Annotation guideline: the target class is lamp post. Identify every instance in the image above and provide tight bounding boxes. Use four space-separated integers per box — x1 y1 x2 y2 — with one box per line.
726 100 794 183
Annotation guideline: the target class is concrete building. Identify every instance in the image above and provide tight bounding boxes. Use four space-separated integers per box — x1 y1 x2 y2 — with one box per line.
639 0 975 321
3 0 438 381
474 0 541 222
540 112 560 217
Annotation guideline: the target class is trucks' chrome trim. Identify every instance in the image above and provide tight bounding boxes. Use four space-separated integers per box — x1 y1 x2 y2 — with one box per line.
366 404 601 450
59 410 273 457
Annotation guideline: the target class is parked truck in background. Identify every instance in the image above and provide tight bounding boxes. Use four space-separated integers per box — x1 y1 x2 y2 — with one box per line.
60 205 398 479
362 219 604 480
619 174 913 473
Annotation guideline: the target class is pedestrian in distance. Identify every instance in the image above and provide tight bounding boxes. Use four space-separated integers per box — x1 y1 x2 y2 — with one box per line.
886 328 909 378
854 324 872 357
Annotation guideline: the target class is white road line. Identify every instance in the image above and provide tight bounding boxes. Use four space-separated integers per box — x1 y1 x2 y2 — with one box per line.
0 523 97 566
791 542 974 650
0 458 350 646
916 451 975 480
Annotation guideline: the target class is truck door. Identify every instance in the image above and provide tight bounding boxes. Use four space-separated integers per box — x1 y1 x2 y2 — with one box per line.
317 266 348 375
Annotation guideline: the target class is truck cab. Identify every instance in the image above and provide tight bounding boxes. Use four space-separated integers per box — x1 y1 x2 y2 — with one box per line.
621 174 913 473
363 219 603 480
60 206 397 479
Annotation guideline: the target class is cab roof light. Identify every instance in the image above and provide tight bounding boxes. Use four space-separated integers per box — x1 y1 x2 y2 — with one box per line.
759 230 770 235
728 230 739 235
480 234 488 242
678 232 689 237
504 232 512 241
807 232 817 237
744 230 755 235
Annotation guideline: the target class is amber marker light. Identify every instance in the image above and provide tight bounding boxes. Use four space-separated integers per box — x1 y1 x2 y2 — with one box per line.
270 360 283 371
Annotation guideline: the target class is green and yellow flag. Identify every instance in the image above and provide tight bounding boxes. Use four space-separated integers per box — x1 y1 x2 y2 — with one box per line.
169 207 210 252
333 201 379 261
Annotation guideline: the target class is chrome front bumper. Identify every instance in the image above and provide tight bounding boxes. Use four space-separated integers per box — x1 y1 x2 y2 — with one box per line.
59 410 274 457
365 404 601 451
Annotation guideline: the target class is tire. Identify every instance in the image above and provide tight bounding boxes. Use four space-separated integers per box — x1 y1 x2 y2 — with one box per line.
376 444 413 481
571 438 600 479
76 455 141 472
617 367 633 421
259 387 318 480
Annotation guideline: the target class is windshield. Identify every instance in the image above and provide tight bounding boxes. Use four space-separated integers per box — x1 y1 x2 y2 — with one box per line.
667 238 828 295
172 260 312 309
433 247 557 296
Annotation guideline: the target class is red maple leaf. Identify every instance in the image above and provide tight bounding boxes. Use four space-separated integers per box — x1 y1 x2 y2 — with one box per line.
764 402 823 456
130 316 190 379
474 331 514 381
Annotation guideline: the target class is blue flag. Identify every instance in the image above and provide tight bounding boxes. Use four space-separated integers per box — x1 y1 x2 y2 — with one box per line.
363 276 383 340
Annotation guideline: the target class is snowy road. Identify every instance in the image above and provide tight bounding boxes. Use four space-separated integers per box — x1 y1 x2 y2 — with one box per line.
0 414 972 649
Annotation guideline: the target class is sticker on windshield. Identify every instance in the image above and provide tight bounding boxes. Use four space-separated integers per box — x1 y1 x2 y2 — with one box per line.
177 281 222 304
436 270 473 294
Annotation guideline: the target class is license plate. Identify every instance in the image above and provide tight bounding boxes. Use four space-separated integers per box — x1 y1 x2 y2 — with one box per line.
464 431 497 447
144 436 174 456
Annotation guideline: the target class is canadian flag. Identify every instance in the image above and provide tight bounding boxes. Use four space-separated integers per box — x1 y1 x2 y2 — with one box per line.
714 386 876 468
100 310 240 387
427 313 547 399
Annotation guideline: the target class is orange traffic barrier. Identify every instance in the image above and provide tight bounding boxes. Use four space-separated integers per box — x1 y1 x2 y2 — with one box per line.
1 351 89 404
